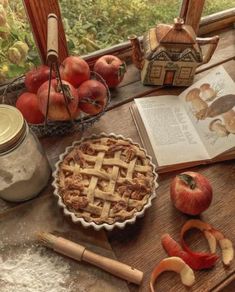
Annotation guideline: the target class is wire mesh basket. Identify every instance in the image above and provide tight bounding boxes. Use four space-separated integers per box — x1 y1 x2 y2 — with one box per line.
0 71 111 138
0 13 111 138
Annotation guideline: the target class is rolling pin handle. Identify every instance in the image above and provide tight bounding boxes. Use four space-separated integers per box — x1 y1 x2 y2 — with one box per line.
47 13 59 64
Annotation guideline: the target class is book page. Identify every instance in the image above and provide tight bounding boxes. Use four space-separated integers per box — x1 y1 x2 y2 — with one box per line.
135 96 210 166
179 66 235 159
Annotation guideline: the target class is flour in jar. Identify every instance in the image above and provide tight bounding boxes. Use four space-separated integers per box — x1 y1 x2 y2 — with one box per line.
0 245 71 292
0 130 51 202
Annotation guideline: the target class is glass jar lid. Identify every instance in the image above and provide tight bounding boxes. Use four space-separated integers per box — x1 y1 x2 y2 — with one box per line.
0 104 27 154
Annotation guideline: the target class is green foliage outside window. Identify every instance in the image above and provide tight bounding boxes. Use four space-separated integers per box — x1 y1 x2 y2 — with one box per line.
0 0 234 84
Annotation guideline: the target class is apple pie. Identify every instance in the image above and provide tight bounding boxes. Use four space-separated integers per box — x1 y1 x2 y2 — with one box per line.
53 134 157 228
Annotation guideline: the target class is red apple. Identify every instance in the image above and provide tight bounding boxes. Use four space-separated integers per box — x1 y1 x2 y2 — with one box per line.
24 65 55 93
16 92 44 124
60 56 90 88
37 79 79 121
78 79 107 115
93 55 126 88
170 171 213 215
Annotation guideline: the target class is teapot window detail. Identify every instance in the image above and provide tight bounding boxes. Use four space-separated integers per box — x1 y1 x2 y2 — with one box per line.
180 52 197 62
148 64 163 79
152 51 171 61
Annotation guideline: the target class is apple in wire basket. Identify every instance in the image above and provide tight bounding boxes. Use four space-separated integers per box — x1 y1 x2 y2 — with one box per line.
37 79 79 121
24 65 55 94
60 56 90 88
77 79 107 116
16 92 45 124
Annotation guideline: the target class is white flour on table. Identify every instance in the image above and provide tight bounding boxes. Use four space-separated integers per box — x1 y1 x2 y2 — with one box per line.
0 246 71 292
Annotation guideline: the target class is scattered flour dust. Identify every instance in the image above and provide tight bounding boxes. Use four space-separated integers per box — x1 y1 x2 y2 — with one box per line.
0 246 72 292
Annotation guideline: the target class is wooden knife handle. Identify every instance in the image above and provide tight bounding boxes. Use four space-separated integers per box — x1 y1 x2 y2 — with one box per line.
83 249 143 285
47 13 58 64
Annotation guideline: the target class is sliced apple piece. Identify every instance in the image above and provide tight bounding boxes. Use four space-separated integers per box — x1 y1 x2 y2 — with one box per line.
219 238 234 266
204 230 217 253
210 228 224 240
149 257 195 292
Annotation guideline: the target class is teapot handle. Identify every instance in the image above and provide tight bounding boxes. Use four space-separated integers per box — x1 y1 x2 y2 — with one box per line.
196 36 219 66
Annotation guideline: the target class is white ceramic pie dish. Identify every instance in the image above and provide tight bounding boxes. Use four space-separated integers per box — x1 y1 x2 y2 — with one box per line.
52 132 158 231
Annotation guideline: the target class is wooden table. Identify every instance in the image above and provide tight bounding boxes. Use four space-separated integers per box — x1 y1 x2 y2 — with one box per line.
0 27 235 291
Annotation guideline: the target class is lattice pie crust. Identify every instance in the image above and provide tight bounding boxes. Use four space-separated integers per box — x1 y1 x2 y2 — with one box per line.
56 136 156 225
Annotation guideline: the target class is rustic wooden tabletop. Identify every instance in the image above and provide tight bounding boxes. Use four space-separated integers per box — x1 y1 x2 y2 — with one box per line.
0 27 235 291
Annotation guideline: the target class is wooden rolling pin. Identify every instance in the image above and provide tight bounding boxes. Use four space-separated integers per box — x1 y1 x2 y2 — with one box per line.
37 232 143 285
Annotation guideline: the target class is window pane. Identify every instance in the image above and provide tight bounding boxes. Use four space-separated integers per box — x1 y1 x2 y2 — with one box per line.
203 0 234 16
59 0 181 56
1 0 234 85
0 1 40 84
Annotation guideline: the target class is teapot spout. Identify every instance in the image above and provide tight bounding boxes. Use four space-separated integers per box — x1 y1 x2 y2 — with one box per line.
128 35 143 70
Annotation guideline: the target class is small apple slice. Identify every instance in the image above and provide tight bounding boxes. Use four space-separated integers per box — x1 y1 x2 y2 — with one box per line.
219 238 234 266
210 229 234 266
149 257 195 292
204 230 217 253
210 228 225 240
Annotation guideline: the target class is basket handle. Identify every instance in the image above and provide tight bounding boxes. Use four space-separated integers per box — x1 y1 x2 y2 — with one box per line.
47 13 58 64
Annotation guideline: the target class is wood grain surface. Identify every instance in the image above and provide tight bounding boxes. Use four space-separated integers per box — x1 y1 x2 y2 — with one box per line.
0 27 235 291
96 101 235 292
38 60 235 291
199 8 235 35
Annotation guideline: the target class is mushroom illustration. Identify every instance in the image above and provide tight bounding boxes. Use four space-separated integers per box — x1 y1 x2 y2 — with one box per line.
205 94 235 134
200 83 217 102
206 94 235 118
222 109 235 134
185 88 208 120
209 119 229 137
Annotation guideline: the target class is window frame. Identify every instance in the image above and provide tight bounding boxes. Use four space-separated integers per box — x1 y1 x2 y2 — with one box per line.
24 0 235 65
84 7 235 67
0 0 234 89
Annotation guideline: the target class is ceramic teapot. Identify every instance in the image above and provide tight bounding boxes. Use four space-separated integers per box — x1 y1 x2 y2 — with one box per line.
129 18 219 86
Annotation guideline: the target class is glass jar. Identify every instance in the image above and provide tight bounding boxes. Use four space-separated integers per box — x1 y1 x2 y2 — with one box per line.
0 105 51 202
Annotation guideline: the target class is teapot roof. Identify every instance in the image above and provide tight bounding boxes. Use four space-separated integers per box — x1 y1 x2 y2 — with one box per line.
156 18 196 44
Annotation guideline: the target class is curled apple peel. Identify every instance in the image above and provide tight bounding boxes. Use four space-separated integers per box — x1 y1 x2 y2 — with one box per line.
181 219 234 266
181 219 217 253
161 233 218 270
150 257 195 292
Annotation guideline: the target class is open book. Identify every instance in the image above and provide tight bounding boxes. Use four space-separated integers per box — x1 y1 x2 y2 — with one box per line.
131 66 235 173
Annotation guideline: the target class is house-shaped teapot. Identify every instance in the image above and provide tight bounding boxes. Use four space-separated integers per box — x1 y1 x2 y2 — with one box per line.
129 18 219 87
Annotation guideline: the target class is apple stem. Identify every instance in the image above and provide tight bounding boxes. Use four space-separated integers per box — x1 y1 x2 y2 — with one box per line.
178 174 196 190
118 62 127 79
56 83 74 102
